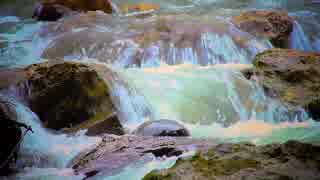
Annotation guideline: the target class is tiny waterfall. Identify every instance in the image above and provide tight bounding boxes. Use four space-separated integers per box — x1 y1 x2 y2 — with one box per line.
1 0 320 179
313 37 320 51
41 16 272 68
290 21 314 52
113 64 309 131
97 65 155 129
0 17 44 68
0 93 100 179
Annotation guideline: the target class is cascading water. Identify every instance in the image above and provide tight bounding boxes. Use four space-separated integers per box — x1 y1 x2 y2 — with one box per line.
0 92 100 179
289 20 314 52
1 0 320 179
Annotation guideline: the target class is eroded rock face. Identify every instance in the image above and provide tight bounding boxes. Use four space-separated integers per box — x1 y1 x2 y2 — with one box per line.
232 10 294 48
253 48 320 120
143 141 320 180
134 120 190 137
25 61 116 130
70 134 217 178
33 0 113 21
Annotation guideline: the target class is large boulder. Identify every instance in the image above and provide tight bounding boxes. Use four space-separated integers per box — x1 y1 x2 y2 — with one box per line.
134 120 190 137
0 61 124 134
24 61 116 131
232 10 294 48
253 48 320 120
143 141 320 180
33 0 113 21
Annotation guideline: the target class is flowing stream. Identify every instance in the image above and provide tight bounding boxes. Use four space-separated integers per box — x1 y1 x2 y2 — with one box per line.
1 0 320 179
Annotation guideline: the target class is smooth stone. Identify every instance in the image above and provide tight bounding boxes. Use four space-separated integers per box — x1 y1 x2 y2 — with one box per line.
134 119 190 137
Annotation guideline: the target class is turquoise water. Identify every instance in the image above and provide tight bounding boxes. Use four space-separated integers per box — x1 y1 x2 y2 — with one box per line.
1 0 320 179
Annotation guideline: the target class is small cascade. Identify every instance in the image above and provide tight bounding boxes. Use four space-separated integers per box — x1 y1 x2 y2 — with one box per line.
0 93 100 173
41 15 271 68
117 64 308 131
314 37 320 51
290 21 314 52
113 30 271 68
96 65 155 129
0 17 44 68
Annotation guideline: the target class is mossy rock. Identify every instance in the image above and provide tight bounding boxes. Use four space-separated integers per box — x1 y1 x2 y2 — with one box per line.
25 61 116 131
253 48 320 120
143 141 320 180
232 10 294 48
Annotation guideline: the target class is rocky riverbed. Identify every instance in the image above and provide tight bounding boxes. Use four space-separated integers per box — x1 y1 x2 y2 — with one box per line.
1 0 320 179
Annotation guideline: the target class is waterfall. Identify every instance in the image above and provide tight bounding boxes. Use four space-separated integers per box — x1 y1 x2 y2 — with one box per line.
290 21 314 52
314 37 320 51
115 64 308 130
98 66 155 129
0 92 100 178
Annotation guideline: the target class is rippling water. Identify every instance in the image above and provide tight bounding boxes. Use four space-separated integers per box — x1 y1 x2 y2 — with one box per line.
1 0 320 179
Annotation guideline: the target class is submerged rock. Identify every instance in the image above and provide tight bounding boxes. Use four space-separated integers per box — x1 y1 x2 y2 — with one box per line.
143 141 320 180
24 61 116 131
232 10 294 48
253 48 320 120
134 120 190 137
33 0 113 21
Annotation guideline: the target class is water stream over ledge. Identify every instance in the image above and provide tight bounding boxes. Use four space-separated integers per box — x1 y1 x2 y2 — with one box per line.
1 0 320 179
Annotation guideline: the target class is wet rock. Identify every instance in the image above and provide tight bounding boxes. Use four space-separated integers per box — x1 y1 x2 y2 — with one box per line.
143 141 320 180
85 112 124 136
32 4 66 21
232 10 294 48
134 120 190 137
70 134 217 178
253 48 320 120
41 14 268 67
25 61 115 130
33 0 113 21
0 98 23 175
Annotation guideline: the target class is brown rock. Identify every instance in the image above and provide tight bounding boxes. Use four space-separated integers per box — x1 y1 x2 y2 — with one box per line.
25 61 115 130
33 0 113 21
253 48 320 120
143 141 320 180
85 112 124 136
232 10 294 48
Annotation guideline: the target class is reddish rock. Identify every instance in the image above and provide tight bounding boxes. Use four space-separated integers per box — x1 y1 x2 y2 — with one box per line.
33 0 113 21
253 48 320 120
232 10 294 48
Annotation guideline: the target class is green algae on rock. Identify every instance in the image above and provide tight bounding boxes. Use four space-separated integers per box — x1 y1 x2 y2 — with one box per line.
253 48 320 120
24 61 119 132
232 10 294 48
143 141 320 180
